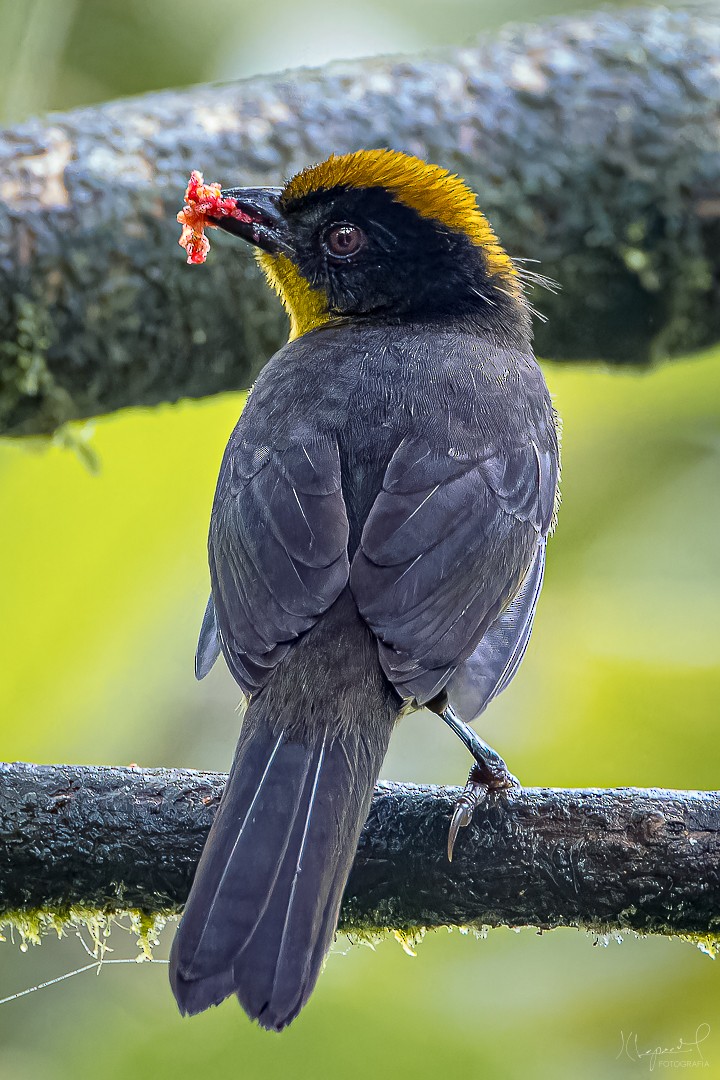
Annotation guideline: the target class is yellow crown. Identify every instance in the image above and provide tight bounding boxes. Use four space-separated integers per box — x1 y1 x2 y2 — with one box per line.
282 148 515 279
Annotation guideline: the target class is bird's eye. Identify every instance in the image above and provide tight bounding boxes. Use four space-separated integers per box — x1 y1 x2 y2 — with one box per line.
323 223 366 259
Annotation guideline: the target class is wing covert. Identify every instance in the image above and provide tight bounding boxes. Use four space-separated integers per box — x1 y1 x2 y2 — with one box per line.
350 432 557 704
209 435 350 695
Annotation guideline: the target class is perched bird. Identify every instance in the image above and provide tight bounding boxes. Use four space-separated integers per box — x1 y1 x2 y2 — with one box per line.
169 149 560 1031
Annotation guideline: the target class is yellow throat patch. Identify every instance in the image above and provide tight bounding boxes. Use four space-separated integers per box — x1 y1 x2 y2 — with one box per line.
259 148 518 340
256 251 329 342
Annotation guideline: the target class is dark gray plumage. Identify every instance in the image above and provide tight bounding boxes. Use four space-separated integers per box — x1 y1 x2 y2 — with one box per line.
446 537 546 722
195 322 558 714
173 318 559 1028
195 594 221 679
172 589 396 1030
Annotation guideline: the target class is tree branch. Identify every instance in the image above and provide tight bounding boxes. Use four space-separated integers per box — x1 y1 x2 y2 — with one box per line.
1 762 718 941
1 7 719 438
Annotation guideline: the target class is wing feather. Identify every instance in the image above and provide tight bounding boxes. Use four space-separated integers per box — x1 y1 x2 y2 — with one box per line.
207 435 350 695
446 538 546 721
351 431 557 705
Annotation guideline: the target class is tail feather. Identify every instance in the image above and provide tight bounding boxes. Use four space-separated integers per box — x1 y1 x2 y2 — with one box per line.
171 724 310 984
170 695 394 1030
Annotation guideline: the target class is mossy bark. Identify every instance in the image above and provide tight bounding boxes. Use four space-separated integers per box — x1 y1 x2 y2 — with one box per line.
1 7 719 437
1 763 718 940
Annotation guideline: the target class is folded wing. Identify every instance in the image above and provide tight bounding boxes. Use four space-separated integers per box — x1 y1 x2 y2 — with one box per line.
445 536 546 721
207 435 350 695
350 432 557 705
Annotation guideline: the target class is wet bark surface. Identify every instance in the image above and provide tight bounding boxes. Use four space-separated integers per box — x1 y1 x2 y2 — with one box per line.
1 762 718 938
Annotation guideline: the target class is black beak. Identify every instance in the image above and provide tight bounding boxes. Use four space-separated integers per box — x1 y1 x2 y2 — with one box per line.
210 187 291 255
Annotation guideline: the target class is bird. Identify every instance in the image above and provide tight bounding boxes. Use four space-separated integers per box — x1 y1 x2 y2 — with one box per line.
169 148 560 1032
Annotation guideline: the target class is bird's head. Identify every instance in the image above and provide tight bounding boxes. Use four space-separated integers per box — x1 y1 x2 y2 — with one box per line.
212 148 528 341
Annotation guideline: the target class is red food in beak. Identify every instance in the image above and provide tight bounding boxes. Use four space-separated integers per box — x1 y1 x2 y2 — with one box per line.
177 171 255 264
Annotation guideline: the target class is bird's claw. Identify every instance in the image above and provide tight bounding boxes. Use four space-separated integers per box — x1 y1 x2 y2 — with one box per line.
447 761 520 861
432 699 520 860
447 784 485 861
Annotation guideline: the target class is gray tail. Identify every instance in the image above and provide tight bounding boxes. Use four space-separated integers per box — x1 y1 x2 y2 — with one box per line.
169 678 395 1030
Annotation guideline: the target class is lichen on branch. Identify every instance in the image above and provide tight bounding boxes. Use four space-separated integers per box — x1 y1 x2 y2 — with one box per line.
1 763 718 945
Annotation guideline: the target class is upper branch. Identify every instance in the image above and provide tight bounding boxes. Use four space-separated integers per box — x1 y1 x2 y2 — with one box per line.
1 763 718 941
1 7 719 437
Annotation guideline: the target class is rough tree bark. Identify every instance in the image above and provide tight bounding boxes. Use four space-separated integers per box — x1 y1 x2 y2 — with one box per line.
1 763 718 941
1 6 719 438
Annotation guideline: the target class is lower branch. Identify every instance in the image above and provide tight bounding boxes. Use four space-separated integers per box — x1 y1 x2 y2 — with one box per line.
1 763 718 941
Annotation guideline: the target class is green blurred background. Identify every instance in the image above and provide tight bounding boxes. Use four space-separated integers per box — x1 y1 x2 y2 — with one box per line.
1 1 718 1078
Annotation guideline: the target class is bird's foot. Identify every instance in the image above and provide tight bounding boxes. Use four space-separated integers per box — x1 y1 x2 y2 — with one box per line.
447 757 520 862
426 695 520 860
